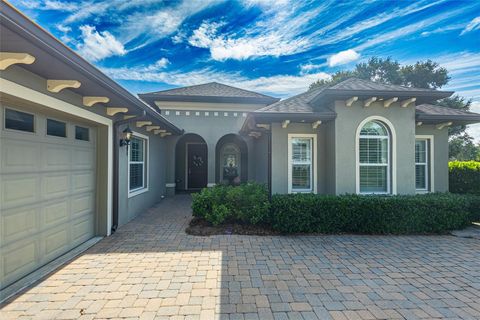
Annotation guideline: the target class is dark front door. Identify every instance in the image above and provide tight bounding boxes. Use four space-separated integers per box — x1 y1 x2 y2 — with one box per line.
187 143 207 189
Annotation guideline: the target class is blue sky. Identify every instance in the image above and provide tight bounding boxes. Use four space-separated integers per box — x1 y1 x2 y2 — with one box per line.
9 0 480 140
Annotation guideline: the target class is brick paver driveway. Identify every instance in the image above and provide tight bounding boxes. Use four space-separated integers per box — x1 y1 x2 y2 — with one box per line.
1 195 480 320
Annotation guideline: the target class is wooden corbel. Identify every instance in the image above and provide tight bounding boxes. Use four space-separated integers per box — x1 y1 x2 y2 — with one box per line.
136 121 152 128
363 97 377 107
146 125 160 132
0 52 35 70
401 97 416 108
83 96 109 107
47 80 81 93
106 107 128 116
436 122 452 130
312 120 322 129
346 96 358 107
383 97 398 108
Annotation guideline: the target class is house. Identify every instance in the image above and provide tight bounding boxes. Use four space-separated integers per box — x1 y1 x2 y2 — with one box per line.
2 1 480 298
141 79 480 196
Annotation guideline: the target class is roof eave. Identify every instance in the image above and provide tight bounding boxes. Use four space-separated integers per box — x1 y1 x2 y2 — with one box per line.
310 89 454 105
139 93 280 105
416 114 480 125
240 112 336 133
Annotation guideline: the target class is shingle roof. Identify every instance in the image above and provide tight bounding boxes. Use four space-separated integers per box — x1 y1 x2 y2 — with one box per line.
256 78 454 114
416 104 480 119
329 77 438 92
143 82 276 99
256 85 329 113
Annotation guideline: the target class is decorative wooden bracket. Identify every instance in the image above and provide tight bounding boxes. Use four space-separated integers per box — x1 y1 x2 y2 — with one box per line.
312 120 322 129
363 97 377 107
146 125 160 132
83 96 109 107
160 132 172 138
383 97 398 108
123 115 137 120
436 122 452 130
154 129 167 134
282 120 290 128
0 52 35 70
106 107 128 116
345 96 358 107
249 131 262 138
256 124 270 130
416 121 423 126
401 97 416 108
136 121 152 128
47 80 81 93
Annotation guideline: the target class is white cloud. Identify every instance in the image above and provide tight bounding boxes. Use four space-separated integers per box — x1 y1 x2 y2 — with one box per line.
103 62 329 96
328 49 360 67
17 0 79 11
77 25 126 62
461 16 480 35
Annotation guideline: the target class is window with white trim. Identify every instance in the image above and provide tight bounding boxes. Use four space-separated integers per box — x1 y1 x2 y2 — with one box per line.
289 136 314 192
415 138 430 191
358 120 390 193
129 136 147 193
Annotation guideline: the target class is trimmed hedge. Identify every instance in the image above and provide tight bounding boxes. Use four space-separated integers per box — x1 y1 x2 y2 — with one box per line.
449 161 480 195
271 193 480 234
191 183 270 226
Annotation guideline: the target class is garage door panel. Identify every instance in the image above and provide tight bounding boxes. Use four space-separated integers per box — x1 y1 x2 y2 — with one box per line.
1 139 40 173
72 193 95 218
1 207 38 245
42 173 70 199
73 148 95 170
42 227 70 261
1 175 39 209
72 215 94 246
43 200 69 228
44 146 71 171
73 172 95 193
1 240 38 286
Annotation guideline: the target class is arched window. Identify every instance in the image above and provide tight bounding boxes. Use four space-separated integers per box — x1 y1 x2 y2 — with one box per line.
358 120 391 193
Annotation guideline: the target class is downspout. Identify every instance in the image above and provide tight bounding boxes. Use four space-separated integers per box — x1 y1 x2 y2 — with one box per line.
267 129 272 200
112 111 146 233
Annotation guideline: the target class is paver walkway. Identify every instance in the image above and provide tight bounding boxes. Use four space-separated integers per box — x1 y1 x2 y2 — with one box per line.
1 195 480 320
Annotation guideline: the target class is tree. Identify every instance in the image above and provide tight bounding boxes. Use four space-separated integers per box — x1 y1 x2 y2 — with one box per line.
400 60 449 89
449 134 480 161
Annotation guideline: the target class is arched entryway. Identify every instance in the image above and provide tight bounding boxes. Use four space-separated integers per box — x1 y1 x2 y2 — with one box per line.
215 134 248 185
175 133 208 191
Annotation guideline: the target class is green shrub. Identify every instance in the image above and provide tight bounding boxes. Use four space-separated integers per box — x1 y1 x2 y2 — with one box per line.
449 161 480 195
191 182 270 226
271 193 480 234
206 204 229 226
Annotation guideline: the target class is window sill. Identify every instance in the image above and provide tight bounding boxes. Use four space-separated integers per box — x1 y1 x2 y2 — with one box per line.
128 187 149 198
415 190 430 194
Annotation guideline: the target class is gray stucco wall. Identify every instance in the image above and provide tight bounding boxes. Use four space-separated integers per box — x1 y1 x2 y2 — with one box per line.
117 124 167 226
333 100 417 195
253 134 269 184
162 112 257 191
415 124 449 192
270 123 327 194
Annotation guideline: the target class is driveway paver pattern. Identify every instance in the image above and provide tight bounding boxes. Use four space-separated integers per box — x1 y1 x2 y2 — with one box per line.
1 195 480 320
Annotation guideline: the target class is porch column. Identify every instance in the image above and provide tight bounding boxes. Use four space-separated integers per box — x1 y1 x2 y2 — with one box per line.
207 142 216 187
165 136 177 196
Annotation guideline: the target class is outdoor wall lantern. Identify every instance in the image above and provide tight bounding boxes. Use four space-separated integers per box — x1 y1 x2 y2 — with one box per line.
119 126 133 155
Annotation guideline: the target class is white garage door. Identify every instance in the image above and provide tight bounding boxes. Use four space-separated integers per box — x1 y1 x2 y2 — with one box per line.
0 105 97 289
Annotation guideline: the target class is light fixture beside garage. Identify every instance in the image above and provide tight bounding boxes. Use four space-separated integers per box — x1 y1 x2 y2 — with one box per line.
119 126 133 154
